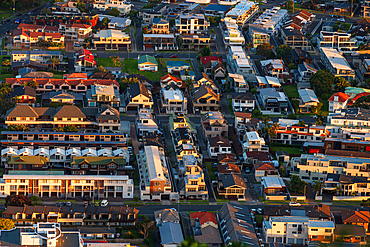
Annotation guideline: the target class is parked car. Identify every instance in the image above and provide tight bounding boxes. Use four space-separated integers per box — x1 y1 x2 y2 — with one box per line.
154 54 163 58
101 199 109 207
337 18 345 22
289 202 301 207
170 55 177 58
257 208 263 214
245 167 251 173
15 19 21 24
56 202 65 207
66 201 72 207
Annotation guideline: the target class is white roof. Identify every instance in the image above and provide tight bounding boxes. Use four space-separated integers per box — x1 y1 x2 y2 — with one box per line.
144 146 166 181
19 148 33 156
66 148 81 156
82 148 97 156
50 148 65 156
93 85 115 96
260 59 284 69
321 48 354 71
298 88 319 103
95 29 130 39
34 148 50 156
162 89 184 101
1 147 18 156
245 131 261 142
98 148 113 157
261 176 285 188
113 148 127 157
226 1 256 17
256 76 281 87
4 174 130 181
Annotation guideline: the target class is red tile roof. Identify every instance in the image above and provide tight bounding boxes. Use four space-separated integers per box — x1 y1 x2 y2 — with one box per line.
161 74 182 83
253 162 276 171
17 24 44 31
190 212 217 226
234 112 252 118
6 78 118 87
342 211 370 224
328 92 349 102
60 23 91 29
201 56 223 65
347 92 370 106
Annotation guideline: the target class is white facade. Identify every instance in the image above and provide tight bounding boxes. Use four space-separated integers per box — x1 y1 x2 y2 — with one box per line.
252 7 288 35
135 109 160 136
242 131 268 152
320 48 355 81
318 31 357 53
225 1 259 26
161 89 188 114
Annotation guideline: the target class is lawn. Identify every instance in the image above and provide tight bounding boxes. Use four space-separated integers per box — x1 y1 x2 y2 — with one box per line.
123 58 164 81
53 74 63 79
206 162 216 180
270 146 303 155
340 23 352 32
283 84 299 98
97 57 116 67
0 13 12 20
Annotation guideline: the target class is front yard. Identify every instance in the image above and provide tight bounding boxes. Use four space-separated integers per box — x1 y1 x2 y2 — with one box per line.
206 162 216 180
159 58 194 71
97 57 116 67
270 145 303 155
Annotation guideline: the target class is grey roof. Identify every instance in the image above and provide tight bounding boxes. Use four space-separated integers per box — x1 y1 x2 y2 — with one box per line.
331 107 370 120
11 85 36 98
11 50 62 56
298 88 319 103
0 228 21 247
159 222 184 245
323 18 336 28
155 209 180 223
153 18 169 25
64 227 116 234
110 17 130 25
282 28 306 37
129 82 151 99
259 88 281 98
56 233 80 247
219 174 247 189
233 93 254 101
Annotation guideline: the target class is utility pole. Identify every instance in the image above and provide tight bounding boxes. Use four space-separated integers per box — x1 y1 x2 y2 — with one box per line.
13 0 15 16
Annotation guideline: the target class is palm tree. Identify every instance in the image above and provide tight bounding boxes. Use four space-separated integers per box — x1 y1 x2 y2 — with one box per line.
313 181 324 196
335 186 343 196
350 78 359 87
110 55 120 67
267 122 280 141
2 59 10 70
261 116 271 133
334 77 350 92
49 58 60 71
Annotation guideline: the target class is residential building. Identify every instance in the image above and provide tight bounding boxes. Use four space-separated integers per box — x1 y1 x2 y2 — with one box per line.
159 222 184 247
178 155 208 199
232 93 255 112
201 56 223 66
7 78 119 93
155 208 180 227
334 225 366 245
248 24 270 48
217 163 241 175
218 203 259 245
140 10 162 25
0 171 133 198
260 59 291 83
258 88 289 113
252 7 288 35
108 17 131 29
360 59 370 82
222 18 245 47
218 174 247 200
194 73 219 93
160 74 183 89
12 29 65 48
179 34 211 51
340 210 370 233
138 55 158 72
138 146 178 201
93 0 131 15
31 13 99 27
256 76 281 89
323 173 370 197
298 88 319 113
175 14 209 34
281 28 311 51
255 163 279 182
201 111 228 138
208 136 232 157
291 48 313 64
190 212 222 247
203 4 231 17
59 23 92 43
284 10 315 32
297 62 317 89
275 123 328 145
362 0 370 18
318 31 357 53
242 131 268 152
263 216 335 245
204 60 226 79
166 60 190 74
124 82 153 112
74 49 97 73
229 73 249 92
86 85 120 109
234 112 253 139
225 1 259 27
143 34 177 51
135 109 160 137
11 86 36 104
93 29 131 51
11 50 65 71
227 46 255 79
261 176 289 200
328 92 350 112
327 108 370 127
161 89 188 114
193 85 220 113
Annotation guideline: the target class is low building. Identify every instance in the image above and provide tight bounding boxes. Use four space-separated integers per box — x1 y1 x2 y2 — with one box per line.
203 4 231 17
218 174 247 200
75 49 97 73
242 131 268 152
11 86 36 104
161 89 188 114
136 109 160 137
108 17 131 29
281 28 311 51
193 85 220 113
258 88 289 113
217 163 241 175
12 29 65 48
59 23 92 43
93 29 131 51
256 76 281 89
334 225 366 245
201 111 228 138
252 7 288 35
138 55 158 72
318 31 357 53
328 92 350 112
260 59 291 83
11 50 65 71
297 62 317 89
166 60 190 74
160 74 183 89
261 176 289 200
229 73 248 92
327 107 370 127
124 82 153 112
143 33 177 51
254 162 279 182
232 93 255 112
207 136 232 158
86 85 120 109
298 88 319 113
234 112 253 139
175 14 210 34
159 222 184 247
190 212 222 246
154 208 180 226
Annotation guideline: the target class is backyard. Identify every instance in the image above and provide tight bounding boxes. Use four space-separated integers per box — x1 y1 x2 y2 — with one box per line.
270 145 303 155
206 162 216 180
282 84 299 98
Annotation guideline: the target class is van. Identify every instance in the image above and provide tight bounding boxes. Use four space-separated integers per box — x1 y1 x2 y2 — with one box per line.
101 200 108 207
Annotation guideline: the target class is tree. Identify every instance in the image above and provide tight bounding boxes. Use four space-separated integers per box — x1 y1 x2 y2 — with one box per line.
313 181 323 196
246 43 253 55
276 44 292 58
334 77 350 92
181 238 208 247
6 195 32 207
184 78 193 92
138 220 155 239
197 46 212 59
25 80 38 89
49 57 60 71
101 17 109 27
335 186 343 196
110 55 121 67
2 59 10 69
142 27 148 34
98 65 108 73
288 175 307 194
350 78 359 87
30 196 42 205
310 102 323 114
261 116 271 133
353 95 370 109
54 125 78 132
257 43 274 58
267 122 280 141
309 69 335 98
0 219 14 230
108 8 121 17
8 125 29 131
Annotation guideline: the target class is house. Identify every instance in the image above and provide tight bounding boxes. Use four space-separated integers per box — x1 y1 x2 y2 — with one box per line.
248 24 270 48
93 0 131 15
166 60 190 74
31 13 99 27
159 222 184 247
334 225 366 245
298 88 320 113
234 112 253 139
261 176 289 200
86 85 120 109
193 85 220 113
190 212 222 247
178 34 211 51
143 33 177 51
297 62 317 89
260 59 291 83
252 7 289 35
208 136 232 158
161 89 188 114
175 14 209 34
108 17 131 29
172 127 196 155
276 151 290 162
284 10 315 31
204 60 226 79
232 93 255 112
218 153 237 166
160 74 183 89
229 73 248 92
341 210 370 233
12 29 65 48
281 28 311 51
328 92 350 112
124 82 153 112
138 146 178 201
136 109 159 136
218 174 247 200
201 56 223 66
360 59 370 82
258 88 289 113
242 131 268 152
138 55 158 72
58 23 92 43
75 49 97 72
194 73 219 93
93 29 131 51
225 1 259 26
11 50 65 71
217 163 241 175
254 162 279 182
322 19 336 32
318 31 357 53
203 4 231 17
291 48 313 64
89 72 116 80
11 86 36 103
256 76 281 89
155 208 180 226
201 111 228 138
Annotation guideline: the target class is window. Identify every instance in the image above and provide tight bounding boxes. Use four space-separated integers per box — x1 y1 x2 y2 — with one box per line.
325 229 332 233
311 229 318 232
109 164 116 169
81 164 88 168
312 236 318 239
293 224 297 227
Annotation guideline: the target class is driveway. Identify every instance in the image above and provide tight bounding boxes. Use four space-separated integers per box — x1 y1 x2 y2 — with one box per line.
135 22 143 52
130 125 140 155
243 173 260 202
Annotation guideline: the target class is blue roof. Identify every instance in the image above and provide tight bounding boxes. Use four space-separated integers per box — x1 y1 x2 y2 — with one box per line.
166 60 189 67
204 4 230 12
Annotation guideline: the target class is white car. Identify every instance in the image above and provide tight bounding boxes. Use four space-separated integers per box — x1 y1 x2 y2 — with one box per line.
101 199 109 207
289 202 301 207
337 18 345 22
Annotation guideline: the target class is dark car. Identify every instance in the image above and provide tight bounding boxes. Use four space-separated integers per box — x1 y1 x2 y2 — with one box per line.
56 202 65 207
83 196 91 201
15 19 21 24
154 54 163 58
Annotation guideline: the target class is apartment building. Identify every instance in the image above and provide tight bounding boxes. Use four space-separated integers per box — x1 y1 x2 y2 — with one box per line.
161 89 187 114
260 59 291 83
59 23 92 43
361 0 370 18
12 29 65 48
227 46 255 79
31 13 99 27
138 146 177 201
252 7 288 35
178 155 208 199
3 205 138 227
135 109 160 137
225 1 259 27
275 123 328 145
0 171 133 198
320 48 355 81
242 131 268 152
93 29 131 51
222 18 245 47
143 33 177 51
175 14 209 34
86 85 120 109
323 173 370 197
281 28 311 51
248 24 270 48
327 107 370 127
201 111 228 138
318 31 357 53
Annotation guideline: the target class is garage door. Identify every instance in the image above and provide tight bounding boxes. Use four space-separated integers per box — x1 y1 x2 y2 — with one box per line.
127 106 138 112
96 44 105 51
118 44 127 51
161 194 170 200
